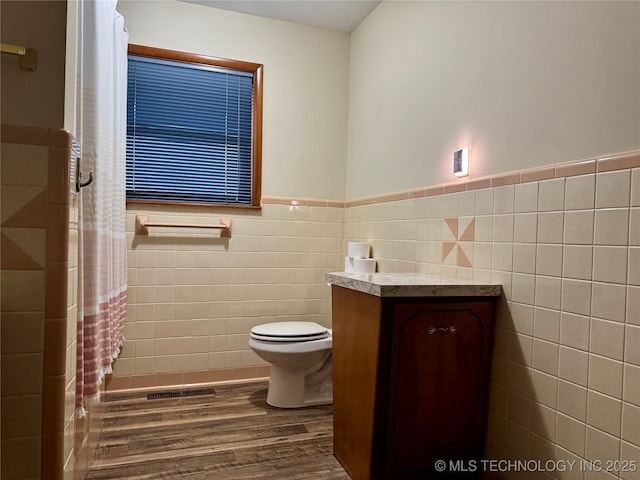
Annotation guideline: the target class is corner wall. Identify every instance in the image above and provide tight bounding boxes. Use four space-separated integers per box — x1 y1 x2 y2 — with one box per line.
344 151 640 479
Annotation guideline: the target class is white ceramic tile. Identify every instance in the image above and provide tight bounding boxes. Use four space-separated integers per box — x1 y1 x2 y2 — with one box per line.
626 325 640 367
513 243 536 274
510 332 533 366
511 273 536 305
530 402 557 441
563 245 593 281
537 211 564 244
536 244 563 277
590 318 625 361
556 412 586 456
596 170 631 209
515 182 539 213
506 419 530 458
494 185 515 214
475 189 494 215
585 427 621 464
534 307 560 343
538 178 566 212
473 242 492 270
587 390 621 437
531 369 558 409
629 286 640 326
458 191 475 216
624 364 640 407
492 243 513 272
513 213 538 243
559 346 589 386
565 174 595 210
592 282 627 322
588 354 623 399
561 278 592 316
510 303 534 336
631 209 640 247
558 379 587 421
535 275 562 310
560 312 590 351
622 402 640 447
593 246 628 284
533 338 559 375
594 208 630 246
564 210 594 245
493 214 514 242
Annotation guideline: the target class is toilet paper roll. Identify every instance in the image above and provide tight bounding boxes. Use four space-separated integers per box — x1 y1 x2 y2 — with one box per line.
348 242 370 259
344 256 355 273
353 257 376 274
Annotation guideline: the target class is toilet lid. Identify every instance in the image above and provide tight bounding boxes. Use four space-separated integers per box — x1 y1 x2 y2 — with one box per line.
250 321 329 342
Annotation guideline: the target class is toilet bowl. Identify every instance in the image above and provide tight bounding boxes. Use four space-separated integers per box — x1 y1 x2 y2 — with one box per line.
248 321 333 408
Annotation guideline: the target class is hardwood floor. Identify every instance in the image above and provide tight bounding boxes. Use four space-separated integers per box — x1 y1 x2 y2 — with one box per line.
86 380 351 479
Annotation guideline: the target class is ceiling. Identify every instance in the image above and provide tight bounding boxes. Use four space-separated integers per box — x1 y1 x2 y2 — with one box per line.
176 0 382 32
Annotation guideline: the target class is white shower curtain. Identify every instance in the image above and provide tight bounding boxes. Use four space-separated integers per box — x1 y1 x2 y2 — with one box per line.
75 0 128 414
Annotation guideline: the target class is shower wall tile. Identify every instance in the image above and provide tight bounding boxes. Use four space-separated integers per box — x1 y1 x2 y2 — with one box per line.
2 129 79 480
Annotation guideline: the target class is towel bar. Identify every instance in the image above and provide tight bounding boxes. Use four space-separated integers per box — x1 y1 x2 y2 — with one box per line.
1 43 37 71
135 215 232 237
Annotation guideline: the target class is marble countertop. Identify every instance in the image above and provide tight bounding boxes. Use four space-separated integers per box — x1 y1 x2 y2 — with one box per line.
326 272 503 298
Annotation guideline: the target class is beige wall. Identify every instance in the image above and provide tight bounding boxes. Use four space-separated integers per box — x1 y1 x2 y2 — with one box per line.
0 1 67 129
344 152 640 478
117 0 350 202
346 1 640 200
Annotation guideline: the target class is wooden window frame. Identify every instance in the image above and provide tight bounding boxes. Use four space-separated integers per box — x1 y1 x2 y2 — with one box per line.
126 44 263 209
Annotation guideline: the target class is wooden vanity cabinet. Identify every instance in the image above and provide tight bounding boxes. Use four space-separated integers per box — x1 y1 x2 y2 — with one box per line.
331 285 497 480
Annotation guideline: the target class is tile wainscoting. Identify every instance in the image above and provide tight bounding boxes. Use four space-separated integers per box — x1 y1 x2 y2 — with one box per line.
115 149 639 478
343 150 639 480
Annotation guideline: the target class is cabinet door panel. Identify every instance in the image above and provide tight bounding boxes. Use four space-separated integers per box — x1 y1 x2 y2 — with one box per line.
387 303 492 477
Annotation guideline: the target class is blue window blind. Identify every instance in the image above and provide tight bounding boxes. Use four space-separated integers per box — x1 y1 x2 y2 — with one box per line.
126 55 254 206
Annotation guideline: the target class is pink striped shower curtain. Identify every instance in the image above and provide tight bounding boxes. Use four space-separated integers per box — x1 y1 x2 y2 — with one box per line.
75 0 128 414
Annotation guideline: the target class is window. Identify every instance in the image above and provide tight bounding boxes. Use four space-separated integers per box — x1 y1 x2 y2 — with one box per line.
126 45 263 207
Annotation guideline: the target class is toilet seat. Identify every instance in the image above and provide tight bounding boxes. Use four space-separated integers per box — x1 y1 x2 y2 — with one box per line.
250 321 329 342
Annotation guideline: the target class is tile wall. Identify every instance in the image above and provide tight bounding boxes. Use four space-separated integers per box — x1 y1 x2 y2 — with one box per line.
111 149 638 478
1 125 79 480
108 199 344 390
344 152 640 480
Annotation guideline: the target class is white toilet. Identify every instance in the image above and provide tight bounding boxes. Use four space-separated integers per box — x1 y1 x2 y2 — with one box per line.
248 321 333 408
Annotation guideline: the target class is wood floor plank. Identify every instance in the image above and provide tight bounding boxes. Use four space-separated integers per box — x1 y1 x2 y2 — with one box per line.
87 380 349 479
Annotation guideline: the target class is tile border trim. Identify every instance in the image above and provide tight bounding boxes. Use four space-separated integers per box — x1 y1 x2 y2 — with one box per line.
261 149 639 209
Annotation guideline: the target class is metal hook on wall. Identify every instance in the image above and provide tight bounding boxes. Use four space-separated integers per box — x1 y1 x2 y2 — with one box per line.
77 170 93 190
76 157 93 192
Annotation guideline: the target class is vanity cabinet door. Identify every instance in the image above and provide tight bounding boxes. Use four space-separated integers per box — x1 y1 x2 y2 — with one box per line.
385 301 494 479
